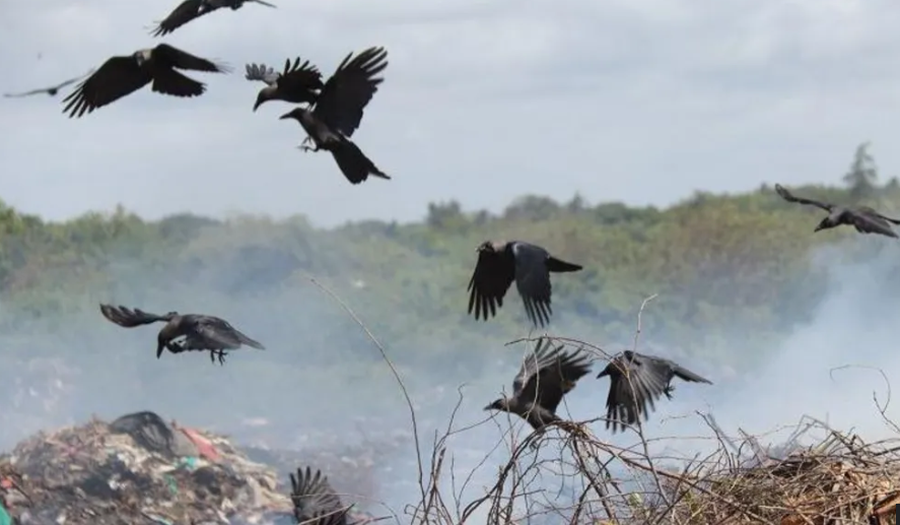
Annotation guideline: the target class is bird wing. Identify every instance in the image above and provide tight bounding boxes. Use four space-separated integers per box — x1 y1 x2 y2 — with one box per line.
99 304 170 328
3 88 49 97
183 315 265 350
290 467 349 525
153 44 230 73
603 352 670 432
276 57 324 99
870 208 900 225
51 69 96 90
467 245 515 322
774 183 834 212
61 56 153 118
514 338 592 414
846 208 900 238
313 46 388 137
511 241 554 328
244 63 280 85
150 0 207 37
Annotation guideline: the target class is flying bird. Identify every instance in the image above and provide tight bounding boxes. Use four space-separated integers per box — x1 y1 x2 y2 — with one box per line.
61 44 229 118
150 0 276 38
98 304 264 365
596 350 712 433
774 183 900 238
3 69 95 98
278 46 390 185
467 240 582 328
484 337 593 430
290 466 350 525
245 57 323 110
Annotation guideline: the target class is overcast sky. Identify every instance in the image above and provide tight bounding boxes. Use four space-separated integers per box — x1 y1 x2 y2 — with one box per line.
2 0 900 228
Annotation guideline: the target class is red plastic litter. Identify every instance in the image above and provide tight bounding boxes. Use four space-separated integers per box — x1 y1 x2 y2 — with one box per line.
179 428 220 461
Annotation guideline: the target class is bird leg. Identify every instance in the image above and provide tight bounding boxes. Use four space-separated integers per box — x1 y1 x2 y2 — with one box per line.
209 349 228 366
298 136 320 153
663 384 676 400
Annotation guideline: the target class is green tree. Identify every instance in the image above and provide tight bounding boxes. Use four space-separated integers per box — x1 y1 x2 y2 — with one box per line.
842 141 878 199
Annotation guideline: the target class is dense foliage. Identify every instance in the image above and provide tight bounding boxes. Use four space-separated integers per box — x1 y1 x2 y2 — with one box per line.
3 142 900 434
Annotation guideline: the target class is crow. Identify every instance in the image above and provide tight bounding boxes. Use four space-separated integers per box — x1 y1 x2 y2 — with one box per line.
774 183 900 238
150 0 276 38
596 350 712 433
4 69 95 98
98 304 264 365
290 466 350 525
467 240 582 328
245 57 323 111
61 44 229 118
484 337 593 431
278 46 390 185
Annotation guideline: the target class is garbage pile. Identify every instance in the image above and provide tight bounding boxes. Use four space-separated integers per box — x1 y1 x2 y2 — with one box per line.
0 411 381 525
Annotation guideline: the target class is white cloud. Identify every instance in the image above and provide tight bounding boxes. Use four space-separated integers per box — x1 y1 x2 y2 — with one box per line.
2 0 900 226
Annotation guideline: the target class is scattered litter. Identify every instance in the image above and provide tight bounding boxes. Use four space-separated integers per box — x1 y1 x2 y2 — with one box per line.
0 412 298 524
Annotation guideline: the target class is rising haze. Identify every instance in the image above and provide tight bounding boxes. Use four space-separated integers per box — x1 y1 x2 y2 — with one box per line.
3 0 900 519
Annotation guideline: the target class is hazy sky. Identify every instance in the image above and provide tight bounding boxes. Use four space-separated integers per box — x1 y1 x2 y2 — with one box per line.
3 0 900 227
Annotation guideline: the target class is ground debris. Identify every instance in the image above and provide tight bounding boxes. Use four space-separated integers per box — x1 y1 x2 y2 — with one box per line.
661 418 900 525
0 411 299 525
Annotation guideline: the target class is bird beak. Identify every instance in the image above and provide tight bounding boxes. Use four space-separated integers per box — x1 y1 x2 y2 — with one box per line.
596 370 608 379
278 112 291 120
483 404 493 411
813 224 824 232
252 102 261 112
156 343 164 359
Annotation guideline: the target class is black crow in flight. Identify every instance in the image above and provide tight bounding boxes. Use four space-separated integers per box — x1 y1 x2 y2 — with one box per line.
150 0 276 38
99 304 264 365
61 44 229 118
290 466 350 525
775 183 900 238
278 46 390 185
4 69 95 98
596 350 712 433
245 57 323 110
467 240 582 328
485 337 593 430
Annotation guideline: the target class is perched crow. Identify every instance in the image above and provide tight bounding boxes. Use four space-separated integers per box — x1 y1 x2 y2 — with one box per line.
775 183 900 238
467 240 582 328
4 69 95 98
278 46 390 185
485 337 593 430
290 466 350 525
61 44 229 118
98 304 264 365
245 57 323 110
150 0 276 37
596 350 712 433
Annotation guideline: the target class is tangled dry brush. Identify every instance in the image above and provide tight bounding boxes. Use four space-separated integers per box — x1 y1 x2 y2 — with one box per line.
312 284 900 525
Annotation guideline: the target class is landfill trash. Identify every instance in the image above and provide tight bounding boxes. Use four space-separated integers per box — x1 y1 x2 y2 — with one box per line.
0 411 383 525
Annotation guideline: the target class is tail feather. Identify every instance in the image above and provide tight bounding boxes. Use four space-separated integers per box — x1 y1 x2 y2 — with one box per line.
330 138 390 184
546 256 582 273
234 330 265 350
673 365 712 384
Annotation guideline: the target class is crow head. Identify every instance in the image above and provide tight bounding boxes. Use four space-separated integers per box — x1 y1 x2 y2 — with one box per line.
476 240 495 254
484 398 511 413
814 216 836 233
278 108 305 122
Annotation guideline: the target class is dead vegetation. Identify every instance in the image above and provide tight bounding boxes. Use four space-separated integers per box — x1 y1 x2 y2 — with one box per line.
309 279 900 525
